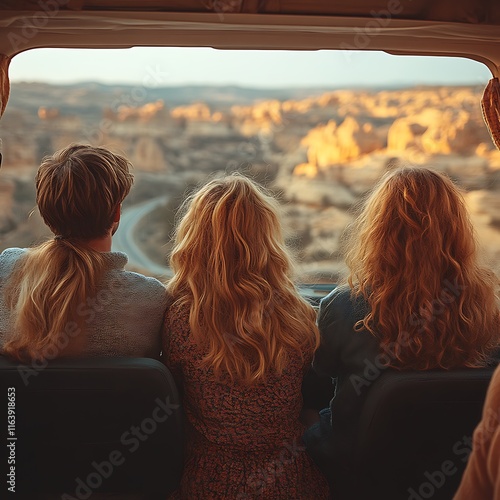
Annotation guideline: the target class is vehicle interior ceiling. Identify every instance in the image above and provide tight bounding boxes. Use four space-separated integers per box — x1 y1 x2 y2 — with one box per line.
0 0 499 152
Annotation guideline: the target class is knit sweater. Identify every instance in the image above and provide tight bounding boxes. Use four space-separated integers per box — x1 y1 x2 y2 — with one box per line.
0 247 167 359
454 364 500 499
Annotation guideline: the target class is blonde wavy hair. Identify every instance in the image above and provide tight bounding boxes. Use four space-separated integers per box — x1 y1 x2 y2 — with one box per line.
346 167 500 370
167 175 319 385
3 145 134 362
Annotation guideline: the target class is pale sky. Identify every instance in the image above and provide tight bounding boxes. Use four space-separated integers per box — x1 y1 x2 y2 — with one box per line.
9 47 492 88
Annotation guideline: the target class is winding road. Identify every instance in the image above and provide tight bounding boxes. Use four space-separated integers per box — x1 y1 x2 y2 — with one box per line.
112 196 173 279
112 195 335 301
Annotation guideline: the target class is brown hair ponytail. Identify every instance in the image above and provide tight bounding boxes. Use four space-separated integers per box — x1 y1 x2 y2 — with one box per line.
3 145 133 362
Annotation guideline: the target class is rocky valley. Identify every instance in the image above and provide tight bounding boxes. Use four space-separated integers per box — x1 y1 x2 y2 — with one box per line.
0 82 499 283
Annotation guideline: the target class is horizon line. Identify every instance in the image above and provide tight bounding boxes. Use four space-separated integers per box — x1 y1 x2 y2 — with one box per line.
9 80 487 90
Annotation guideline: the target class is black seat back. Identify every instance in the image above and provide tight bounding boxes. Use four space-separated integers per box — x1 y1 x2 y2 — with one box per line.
0 357 183 499
354 368 494 500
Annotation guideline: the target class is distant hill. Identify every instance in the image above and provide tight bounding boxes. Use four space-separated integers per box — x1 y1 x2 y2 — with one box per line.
8 80 462 116
7 82 337 116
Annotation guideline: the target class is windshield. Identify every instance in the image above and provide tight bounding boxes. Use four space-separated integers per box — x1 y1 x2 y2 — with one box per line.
0 48 495 293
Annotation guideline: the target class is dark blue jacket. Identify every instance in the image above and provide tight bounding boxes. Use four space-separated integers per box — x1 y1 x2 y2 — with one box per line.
312 285 380 464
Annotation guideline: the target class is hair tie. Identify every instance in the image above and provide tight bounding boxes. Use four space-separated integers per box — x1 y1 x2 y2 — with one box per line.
54 235 66 241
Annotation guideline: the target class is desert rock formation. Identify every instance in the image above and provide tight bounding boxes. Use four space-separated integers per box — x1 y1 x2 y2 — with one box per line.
1 83 498 281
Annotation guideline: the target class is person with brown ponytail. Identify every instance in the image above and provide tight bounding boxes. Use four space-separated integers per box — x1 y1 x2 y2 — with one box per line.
0 144 167 362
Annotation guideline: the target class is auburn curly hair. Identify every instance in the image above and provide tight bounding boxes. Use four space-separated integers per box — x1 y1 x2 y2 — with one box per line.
345 167 500 369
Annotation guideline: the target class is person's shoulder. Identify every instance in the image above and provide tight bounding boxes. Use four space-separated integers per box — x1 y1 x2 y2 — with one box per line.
110 271 167 324
488 364 500 399
106 261 166 309
0 247 26 271
319 284 369 323
119 270 166 297
106 253 166 291
0 247 26 260
478 364 500 426
320 285 353 311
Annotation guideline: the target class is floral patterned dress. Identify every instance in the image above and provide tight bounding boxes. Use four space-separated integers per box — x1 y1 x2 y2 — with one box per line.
163 302 330 499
